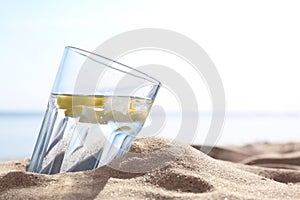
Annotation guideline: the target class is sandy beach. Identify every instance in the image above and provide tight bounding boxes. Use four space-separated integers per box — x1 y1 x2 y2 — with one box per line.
1 137 300 199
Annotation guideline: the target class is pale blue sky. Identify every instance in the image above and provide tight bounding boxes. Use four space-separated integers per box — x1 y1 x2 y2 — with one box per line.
1 0 300 112
0 0 143 112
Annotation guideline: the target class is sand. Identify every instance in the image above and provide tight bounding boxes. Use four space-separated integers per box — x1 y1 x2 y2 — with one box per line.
0 138 300 199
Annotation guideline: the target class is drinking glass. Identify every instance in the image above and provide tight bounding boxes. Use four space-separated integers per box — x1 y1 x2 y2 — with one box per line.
28 46 160 174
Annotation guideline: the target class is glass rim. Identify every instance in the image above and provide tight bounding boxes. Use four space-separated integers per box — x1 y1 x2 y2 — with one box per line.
66 46 161 86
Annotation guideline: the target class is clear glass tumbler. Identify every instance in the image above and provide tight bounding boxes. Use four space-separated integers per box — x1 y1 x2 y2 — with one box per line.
28 47 160 174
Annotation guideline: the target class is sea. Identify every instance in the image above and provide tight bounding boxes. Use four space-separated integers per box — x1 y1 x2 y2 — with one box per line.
0 112 299 161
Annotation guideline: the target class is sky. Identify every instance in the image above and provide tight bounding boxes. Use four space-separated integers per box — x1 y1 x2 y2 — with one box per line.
1 0 300 113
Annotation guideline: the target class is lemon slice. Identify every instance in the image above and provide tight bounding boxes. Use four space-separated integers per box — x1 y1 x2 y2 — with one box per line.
56 94 151 123
57 95 106 109
57 95 106 117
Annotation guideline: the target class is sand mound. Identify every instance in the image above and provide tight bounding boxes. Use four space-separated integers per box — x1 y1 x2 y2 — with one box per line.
194 142 300 170
1 138 300 199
